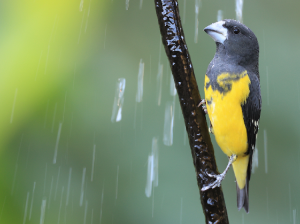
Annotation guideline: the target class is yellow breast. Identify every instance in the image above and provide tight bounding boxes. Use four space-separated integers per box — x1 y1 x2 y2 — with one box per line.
204 72 250 157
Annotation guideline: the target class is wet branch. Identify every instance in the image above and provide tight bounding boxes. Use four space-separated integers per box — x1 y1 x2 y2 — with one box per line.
154 0 229 223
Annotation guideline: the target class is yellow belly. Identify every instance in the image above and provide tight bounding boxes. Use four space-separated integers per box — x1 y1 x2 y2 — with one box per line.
204 72 251 189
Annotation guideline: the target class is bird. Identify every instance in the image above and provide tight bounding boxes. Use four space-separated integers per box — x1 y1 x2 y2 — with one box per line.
200 19 261 213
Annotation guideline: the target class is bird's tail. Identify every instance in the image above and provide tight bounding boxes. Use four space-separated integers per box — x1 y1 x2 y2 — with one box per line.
232 155 250 213
236 175 249 213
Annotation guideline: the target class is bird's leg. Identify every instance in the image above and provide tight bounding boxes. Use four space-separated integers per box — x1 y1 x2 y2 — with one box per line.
198 99 213 134
201 154 237 191
198 99 207 114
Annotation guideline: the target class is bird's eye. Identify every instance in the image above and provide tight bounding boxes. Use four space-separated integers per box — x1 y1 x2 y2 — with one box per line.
233 26 240 34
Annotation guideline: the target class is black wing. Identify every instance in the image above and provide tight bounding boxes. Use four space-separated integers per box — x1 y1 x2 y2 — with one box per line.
238 74 261 212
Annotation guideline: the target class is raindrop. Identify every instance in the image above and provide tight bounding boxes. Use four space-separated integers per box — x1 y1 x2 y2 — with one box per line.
10 88 18 123
293 209 296 224
22 192 30 224
66 168 72 206
111 78 126 123
264 129 268 173
136 59 144 103
125 0 129 10
139 0 143 9
235 0 243 22
157 64 163 106
80 168 86 207
91 145 96 181
217 10 223 21
53 122 63 164
29 182 36 220
99 187 104 224
170 74 177 96
163 101 175 146
170 75 177 96
145 137 159 197
252 147 259 173
80 0 84 12
194 0 201 43
39 199 47 224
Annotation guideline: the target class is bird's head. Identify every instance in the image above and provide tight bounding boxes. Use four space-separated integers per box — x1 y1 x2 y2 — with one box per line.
204 19 259 67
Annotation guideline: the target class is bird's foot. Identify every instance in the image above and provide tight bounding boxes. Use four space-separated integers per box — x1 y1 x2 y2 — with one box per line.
201 154 237 191
201 172 226 191
198 99 207 114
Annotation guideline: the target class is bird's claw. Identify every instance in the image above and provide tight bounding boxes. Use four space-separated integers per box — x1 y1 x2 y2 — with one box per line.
198 99 208 114
201 172 225 191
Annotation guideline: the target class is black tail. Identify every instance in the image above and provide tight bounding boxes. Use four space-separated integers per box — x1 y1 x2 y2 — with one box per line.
236 174 249 213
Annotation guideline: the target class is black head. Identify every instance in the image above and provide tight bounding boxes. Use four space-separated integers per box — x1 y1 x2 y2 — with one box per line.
204 19 259 69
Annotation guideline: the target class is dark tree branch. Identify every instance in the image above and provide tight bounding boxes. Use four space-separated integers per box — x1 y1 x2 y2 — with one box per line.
154 1 229 223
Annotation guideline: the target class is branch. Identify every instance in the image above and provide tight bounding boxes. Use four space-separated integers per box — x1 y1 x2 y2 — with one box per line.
154 1 229 223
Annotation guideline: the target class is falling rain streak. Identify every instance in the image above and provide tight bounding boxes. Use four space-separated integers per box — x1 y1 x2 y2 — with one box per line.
170 75 177 96
29 182 36 220
139 0 143 9
217 10 223 21
293 209 296 224
99 188 104 224
111 78 126 122
264 129 268 173
79 0 84 11
80 168 86 206
10 88 18 123
125 0 129 10
145 137 159 197
235 0 243 22
39 199 47 224
157 64 163 106
163 101 175 146
22 192 30 224
136 59 144 103
252 147 259 173
53 122 62 164
194 0 201 43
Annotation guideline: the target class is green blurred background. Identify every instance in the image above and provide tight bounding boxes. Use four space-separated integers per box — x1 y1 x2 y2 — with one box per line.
1 0 300 223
